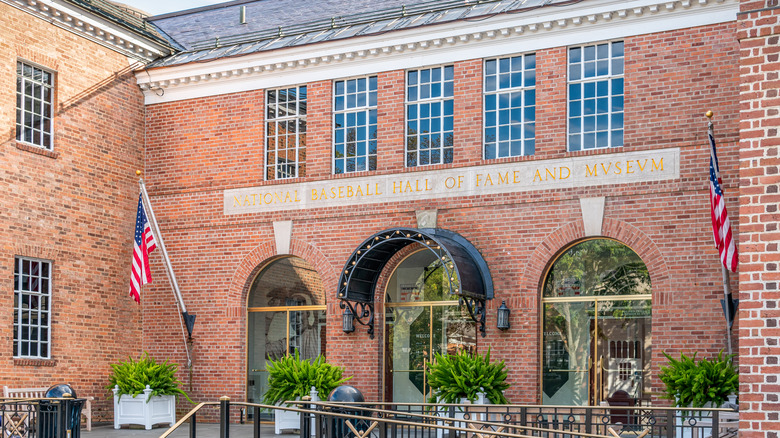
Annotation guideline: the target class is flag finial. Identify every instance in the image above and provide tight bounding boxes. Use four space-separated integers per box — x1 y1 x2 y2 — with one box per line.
136 170 142 176
706 110 714 119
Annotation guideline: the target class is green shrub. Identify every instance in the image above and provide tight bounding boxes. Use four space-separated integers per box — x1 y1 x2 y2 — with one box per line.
426 348 509 404
262 350 352 406
107 352 193 403
658 350 738 408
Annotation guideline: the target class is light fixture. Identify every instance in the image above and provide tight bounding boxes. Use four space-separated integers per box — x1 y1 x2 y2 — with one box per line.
497 300 510 331
342 308 355 333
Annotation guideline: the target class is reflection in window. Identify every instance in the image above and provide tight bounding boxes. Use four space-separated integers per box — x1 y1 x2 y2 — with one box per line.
246 257 326 410
406 66 454 167
14 257 51 358
568 41 624 151
543 238 649 298
266 86 307 179
16 61 54 150
484 53 536 158
334 76 378 174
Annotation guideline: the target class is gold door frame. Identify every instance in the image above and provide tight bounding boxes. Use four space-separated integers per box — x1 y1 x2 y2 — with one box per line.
381 248 471 403
539 237 652 406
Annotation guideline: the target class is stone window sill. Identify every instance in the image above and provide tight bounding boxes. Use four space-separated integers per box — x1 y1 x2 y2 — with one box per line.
14 358 57 367
16 142 59 159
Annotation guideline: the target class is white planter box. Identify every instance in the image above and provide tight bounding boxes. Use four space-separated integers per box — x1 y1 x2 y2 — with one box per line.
112 385 176 430
274 387 319 435
437 393 492 438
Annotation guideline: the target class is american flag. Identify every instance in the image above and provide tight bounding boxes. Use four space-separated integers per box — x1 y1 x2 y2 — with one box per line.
708 129 738 272
130 194 157 303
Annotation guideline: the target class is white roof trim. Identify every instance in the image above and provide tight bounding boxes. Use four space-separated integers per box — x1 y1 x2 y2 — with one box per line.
137 0 737 104
2 0 172 61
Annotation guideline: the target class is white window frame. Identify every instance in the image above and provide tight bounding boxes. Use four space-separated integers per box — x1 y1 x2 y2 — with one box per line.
265 85 307 180
13 256 52 359
16 60 54 150
405 65 455 168
567 40 625 151
332 75 378 174
483 53 536 159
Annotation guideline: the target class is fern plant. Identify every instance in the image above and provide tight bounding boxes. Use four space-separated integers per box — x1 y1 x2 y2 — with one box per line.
262 350 352 406
426 348 509 404
107 352 193 403
658 350 738 408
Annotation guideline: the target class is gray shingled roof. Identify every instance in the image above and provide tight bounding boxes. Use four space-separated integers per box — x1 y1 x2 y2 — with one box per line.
147 0 559 68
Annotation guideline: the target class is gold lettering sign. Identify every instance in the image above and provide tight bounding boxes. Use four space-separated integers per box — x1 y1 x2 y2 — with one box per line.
224 148 679 214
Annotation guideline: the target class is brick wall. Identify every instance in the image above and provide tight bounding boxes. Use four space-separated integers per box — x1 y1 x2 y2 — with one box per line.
143 22 740 406
738 1 780 436
0 3 146 422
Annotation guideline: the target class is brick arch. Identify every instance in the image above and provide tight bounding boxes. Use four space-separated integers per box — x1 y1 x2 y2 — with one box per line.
521 218 672 306
227 238 338 309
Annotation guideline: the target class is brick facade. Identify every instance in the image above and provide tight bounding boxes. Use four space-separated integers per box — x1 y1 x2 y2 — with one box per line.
0 2 149 422
142 21 742 406
738 1 780 436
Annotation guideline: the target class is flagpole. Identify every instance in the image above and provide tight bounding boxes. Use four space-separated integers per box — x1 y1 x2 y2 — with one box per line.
706 111 733 358
137 171 196 368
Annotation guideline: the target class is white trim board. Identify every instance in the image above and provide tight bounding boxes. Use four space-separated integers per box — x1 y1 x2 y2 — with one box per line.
137 0 737 104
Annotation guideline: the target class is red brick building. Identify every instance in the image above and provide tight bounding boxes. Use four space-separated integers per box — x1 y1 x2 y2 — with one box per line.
3 0 779 434
0 0 172 421
137 0 743 409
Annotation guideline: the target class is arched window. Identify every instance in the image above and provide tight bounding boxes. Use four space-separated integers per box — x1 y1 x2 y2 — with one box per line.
541 239 651 406
246 257 326 414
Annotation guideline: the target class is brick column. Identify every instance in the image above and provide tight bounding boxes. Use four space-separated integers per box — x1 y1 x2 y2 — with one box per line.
738 2 780 437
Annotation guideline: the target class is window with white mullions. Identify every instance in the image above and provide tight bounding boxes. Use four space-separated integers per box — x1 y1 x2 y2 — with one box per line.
406 66 454 167
568 41 624 151
484 53 536 159
13 257 52 359
334 76 377 174
266 86 307 180
16 61 54 150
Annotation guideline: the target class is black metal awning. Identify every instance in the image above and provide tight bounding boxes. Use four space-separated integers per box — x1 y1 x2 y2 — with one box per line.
337 227 493 337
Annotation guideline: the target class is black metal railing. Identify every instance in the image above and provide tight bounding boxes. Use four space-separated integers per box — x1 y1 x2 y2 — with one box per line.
0 397 84 438
161 397 738 438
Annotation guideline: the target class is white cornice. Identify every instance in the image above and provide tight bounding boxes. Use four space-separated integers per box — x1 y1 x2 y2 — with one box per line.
2 0 172 61
137 0 738 104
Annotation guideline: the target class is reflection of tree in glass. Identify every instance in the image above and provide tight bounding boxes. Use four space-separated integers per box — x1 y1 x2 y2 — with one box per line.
543 240 650 404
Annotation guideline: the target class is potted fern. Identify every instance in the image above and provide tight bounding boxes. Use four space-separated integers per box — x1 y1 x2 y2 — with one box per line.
659 350 738 408
107 352 192 430
659 351 738 438
263 350 351 434
426 348 509 437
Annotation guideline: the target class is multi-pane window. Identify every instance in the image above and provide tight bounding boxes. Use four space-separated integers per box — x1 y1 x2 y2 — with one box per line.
484 54 536 159
13 257 51 359
16 61 54 150
334 76 377 174
406 66 454 167
266 86 307 180
568 41 624 151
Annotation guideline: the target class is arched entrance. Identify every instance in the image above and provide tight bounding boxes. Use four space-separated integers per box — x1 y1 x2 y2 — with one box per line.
541 238 651 406
246 256 326 416
384 249 477 403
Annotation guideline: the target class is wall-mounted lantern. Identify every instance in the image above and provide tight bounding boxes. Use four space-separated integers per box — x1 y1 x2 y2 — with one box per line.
497 300 510 331
342 308 355 333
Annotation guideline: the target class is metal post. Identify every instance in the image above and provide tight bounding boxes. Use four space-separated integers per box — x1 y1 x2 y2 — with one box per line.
253 406 261 438
666 409 674 438
315 408 322 438
57 401 67 438
219 396 230 438
585 407 592 435
190 412 197 438
712 410 720 438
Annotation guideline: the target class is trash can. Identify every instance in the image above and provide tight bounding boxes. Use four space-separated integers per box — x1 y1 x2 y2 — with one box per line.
39 384 83 438
327 385 368 438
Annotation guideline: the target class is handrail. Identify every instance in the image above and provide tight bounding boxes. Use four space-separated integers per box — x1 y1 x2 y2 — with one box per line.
158 402 216 438
306 400 738 412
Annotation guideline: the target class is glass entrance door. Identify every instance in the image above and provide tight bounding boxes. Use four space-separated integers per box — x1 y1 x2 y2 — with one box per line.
384 250 476 403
